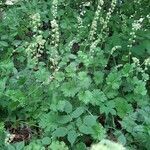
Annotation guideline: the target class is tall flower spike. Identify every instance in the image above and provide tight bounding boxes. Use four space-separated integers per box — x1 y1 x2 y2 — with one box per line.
127 18 144 49
26 13 46 68
51 0 59 50
49 0 60 73
101 0 117 33
89 0 104 42
30 13 41 32
90 0 117 53
97 0 117 45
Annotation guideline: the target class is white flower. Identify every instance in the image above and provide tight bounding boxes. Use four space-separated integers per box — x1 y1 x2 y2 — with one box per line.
111 45 121 54
83 2 91 7
51 19 58 28
132 22 141 30
99 0 104 5
91 139 126 150
139 18 144 22
89 0 104 41
31 13 40 21
144 57 150 66
132 18 144 30
5 133 15 144
5 0 18 5
132 57 140 64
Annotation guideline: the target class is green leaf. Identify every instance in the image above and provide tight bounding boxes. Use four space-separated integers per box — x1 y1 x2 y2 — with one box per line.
57 101 66 112
78 71 91 89
114 130 126 145
57 115 72 124
78 90 93 104
54 71 65 82
76 117 83 127
74 142 86 150
106 71 121 90
93 71 104 85
0 122 4 133
91 124 106 140
105 89 119 99
67 130 78 146
7 145 16 150
118 134 126 145
71 107 84 118
15 141 25 150
64 101 72 114
60 22 68 29
0 41 8 47
92 90 107 105
79 124 93 134
115 97 133 118
42 137 51 145
83 115 98 127
100 100 116 115
134 80 147 96
121 115 137 133
52 127 68 137
0 77 7 93
122 63 133 77
39 112 59 131
49 141 68 150
65 62 77 75
61 80 80 97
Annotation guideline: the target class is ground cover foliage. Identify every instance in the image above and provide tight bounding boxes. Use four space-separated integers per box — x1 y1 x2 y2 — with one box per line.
0 0 150 149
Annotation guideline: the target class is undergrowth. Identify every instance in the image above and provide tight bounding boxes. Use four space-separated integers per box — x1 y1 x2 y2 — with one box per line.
0 0 150 149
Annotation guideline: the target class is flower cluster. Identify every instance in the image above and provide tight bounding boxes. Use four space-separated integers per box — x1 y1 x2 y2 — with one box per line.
82 2 91 7
5 133 15 144
90 139 126 150
77 15 83 34
28 12 45 66
111 45 121 54
51 19 59 49
77 2 91 38
79 3 87 17
131 57 149 77
102 0 117 30
51 0 59 49
121 14 128 31
49 57 60 70
146 14 150 19
51 0 58 18
144 57 150 71
132 18 144 30
30 13 41 32
35 34 46 58
90 39 101 53
127 18 144 48
67 39 78 51
132 57 140 66
50 19 60 73
26 34 46 67
89 0 104 41
5 0 18 5
89 0 117 52
98 0 117 44
26 41 37 66
48 0 60 74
